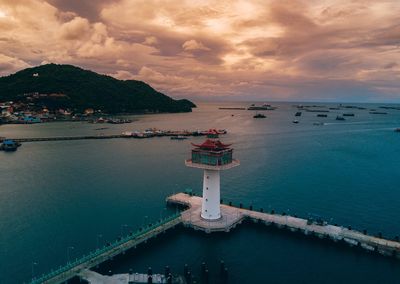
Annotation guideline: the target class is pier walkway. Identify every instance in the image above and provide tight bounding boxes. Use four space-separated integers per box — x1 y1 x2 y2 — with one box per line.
7 129 225 143
30 213 181 284
31 193 399 283
167 193 400 258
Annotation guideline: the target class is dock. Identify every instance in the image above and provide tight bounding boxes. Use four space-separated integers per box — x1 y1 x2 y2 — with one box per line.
31 193 400 283
167 193 400 258
30 214 181 284
4 129 225 143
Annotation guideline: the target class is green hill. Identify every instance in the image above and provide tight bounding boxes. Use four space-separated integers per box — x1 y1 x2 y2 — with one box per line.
0 64 195 113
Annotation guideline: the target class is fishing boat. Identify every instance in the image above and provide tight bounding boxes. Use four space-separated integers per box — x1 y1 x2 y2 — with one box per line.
295 112 302 117
336 116 345 121
292 120 299 124
253 113 266 118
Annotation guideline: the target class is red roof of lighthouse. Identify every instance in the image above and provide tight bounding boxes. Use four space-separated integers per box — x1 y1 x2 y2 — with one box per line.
191 139 231 150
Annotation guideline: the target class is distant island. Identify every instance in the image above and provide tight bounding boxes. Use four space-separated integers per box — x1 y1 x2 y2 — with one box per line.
0 64 195 124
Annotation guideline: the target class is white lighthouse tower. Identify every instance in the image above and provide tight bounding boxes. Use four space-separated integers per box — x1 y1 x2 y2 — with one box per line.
185 134 240 220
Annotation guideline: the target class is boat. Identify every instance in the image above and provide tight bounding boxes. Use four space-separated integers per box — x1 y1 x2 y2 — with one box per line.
336 116 345 121
253 113 266 118
313 122 324 126
370 111 387 115
0 139 21 151
395 128 400 132
248 103 276 110
217 129 227 134
343 113 355 117
292 120 299 124
295 112 302 117
317 114 328 117
107 118 132 124
171 135 188 140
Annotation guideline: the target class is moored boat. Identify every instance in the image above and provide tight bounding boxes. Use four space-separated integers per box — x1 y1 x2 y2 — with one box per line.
253 113 266 118
171 135 188 140
248 103 276 110
0 139 21 151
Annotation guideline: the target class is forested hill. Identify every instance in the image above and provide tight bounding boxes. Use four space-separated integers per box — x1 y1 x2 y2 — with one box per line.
0 64 196 113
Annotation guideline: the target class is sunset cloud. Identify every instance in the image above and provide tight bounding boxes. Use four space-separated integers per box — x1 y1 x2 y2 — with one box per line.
0 0 399 101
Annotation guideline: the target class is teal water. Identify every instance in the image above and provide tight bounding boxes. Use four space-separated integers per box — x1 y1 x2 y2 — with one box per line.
0 102 400 283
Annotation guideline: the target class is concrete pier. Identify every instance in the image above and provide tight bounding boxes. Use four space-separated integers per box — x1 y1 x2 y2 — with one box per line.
30 214 181 284
31 193 400 284
167 193 400 258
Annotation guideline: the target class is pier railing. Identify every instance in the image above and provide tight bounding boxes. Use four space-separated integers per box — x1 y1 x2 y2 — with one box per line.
29 212 181 284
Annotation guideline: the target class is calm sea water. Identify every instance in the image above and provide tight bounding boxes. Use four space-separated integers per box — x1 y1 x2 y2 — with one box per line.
1 102 400 283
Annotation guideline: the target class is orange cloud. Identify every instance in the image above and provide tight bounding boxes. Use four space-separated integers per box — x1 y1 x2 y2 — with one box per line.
0 0 399 101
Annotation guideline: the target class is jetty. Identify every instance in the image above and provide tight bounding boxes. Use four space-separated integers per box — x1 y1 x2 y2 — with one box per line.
3 129 226 144
30 193 400 284
29 214 181 284
168 193 400 257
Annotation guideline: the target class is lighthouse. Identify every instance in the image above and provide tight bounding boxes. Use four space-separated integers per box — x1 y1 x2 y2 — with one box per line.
185 135 240 220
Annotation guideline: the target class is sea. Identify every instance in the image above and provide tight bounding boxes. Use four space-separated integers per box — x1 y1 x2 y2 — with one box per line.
0 102 400 284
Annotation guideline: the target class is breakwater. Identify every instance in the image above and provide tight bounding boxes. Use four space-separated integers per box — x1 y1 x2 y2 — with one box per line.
3 129 226 143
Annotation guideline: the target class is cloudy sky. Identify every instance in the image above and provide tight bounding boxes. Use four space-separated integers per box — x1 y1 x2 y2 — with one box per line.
0 0 399 102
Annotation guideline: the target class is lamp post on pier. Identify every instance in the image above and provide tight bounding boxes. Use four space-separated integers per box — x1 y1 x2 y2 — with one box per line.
120 224 129 236
96 234 103 249
31 261 38 280
67 246 74 263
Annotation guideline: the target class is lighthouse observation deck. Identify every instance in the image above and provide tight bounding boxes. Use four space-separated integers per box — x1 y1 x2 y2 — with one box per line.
185 139 240 170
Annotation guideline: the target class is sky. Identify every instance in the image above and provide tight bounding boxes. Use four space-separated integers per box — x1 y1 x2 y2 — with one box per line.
0 0 399 102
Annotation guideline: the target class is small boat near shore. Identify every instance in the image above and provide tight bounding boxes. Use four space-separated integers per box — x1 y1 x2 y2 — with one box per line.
0 139 21 151
292 120 299 124
336 116 345 121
